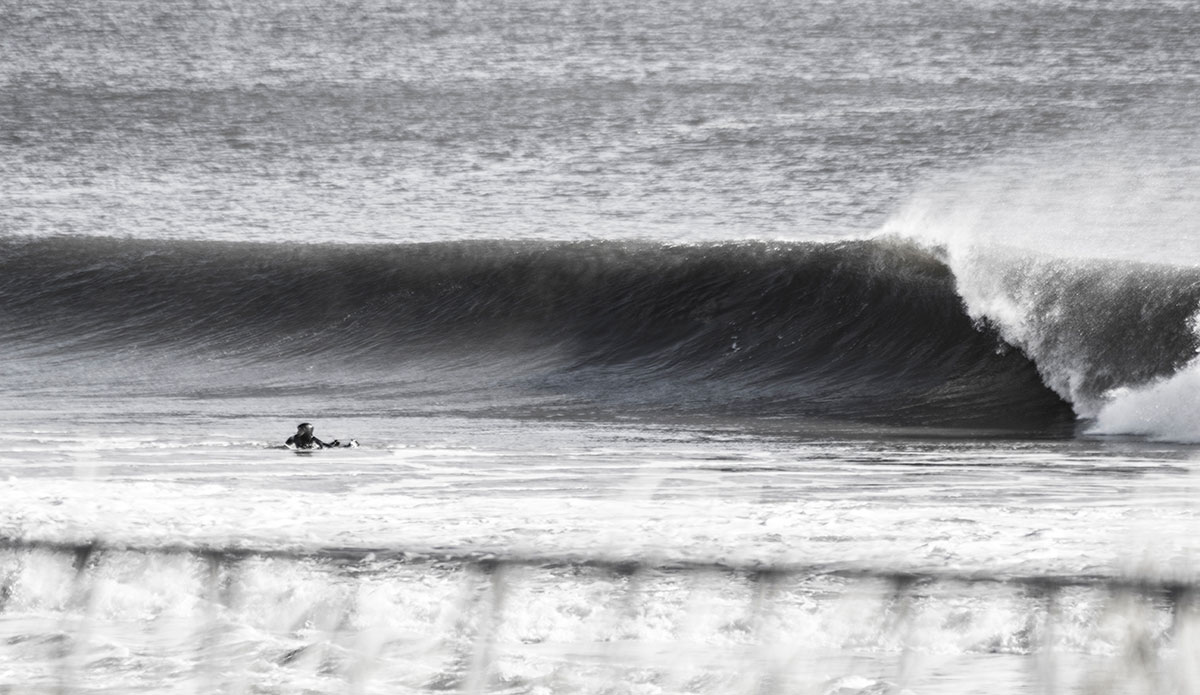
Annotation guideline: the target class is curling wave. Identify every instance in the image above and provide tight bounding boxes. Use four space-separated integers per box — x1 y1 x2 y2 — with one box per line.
5 234 1194 432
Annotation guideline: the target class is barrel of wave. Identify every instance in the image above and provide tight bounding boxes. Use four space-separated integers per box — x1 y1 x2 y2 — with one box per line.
875 138 1200 442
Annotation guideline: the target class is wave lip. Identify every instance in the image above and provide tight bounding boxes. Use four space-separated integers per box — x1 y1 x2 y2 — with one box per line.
0 235 1075 431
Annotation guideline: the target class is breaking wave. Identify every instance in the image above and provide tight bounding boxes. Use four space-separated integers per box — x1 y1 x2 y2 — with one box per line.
3 234 1196 434
879 152 1200 441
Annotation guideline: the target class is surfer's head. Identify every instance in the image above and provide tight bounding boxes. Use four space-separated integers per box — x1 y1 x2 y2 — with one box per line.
297 422 313 433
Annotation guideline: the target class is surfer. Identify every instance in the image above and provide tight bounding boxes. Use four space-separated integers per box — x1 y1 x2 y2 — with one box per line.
286 422 341 449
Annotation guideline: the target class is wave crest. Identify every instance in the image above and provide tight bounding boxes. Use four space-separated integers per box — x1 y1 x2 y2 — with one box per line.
0 235 1086 431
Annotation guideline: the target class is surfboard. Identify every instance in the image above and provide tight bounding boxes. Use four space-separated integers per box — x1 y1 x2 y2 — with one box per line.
285 439 359 451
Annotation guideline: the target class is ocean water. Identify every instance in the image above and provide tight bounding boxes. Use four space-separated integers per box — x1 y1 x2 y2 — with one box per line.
2 0 1200 693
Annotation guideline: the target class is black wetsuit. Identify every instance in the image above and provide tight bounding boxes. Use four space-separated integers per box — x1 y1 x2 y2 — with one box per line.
286 432 334 449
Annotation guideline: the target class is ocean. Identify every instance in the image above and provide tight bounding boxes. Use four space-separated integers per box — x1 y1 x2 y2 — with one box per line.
2 0 1200 693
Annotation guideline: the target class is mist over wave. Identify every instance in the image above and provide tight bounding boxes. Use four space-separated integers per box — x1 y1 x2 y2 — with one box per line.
881 144 1200 441
0 234 1079 431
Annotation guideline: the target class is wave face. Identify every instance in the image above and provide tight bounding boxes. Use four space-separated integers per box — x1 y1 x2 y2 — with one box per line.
0 235 1101 431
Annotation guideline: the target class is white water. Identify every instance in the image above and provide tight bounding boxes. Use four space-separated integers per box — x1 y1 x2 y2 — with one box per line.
2 413 1198 571
1090 355 1200 442
2 416 1200 692
880 135 1200 441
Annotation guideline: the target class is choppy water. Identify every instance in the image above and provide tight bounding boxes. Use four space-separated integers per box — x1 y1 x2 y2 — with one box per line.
2 0 1200 692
